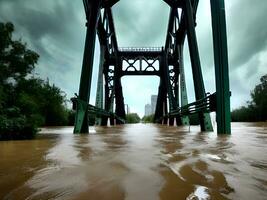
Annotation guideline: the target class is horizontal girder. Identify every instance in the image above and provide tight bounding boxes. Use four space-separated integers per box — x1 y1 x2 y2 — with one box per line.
121 54 161 77
101 0 120 8
118 50 162 59
163 0 183 8
119 47 162 52
121 71 160 76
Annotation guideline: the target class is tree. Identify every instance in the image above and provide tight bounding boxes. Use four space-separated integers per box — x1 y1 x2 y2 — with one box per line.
0 22 70 140
0 23 39 84
126 113 141 124
250 75 267 121
231 74 267 122
0 22 40 139
142 114 154 123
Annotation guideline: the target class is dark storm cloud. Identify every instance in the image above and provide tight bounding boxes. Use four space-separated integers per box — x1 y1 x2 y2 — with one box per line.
0 0 88 101
113 0 169 47
0 0 84 71
228 0 267 70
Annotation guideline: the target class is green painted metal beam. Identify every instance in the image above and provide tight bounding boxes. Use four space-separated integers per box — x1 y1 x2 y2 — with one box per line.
95 45 105 125
74 0 101 134
114 60 126 122
178 44 190 125
154 80 165 123
161 51 176 112
184 0 213 132
210 0 231 134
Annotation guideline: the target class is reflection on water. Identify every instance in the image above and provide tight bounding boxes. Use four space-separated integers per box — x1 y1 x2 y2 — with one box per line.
0 123 266 200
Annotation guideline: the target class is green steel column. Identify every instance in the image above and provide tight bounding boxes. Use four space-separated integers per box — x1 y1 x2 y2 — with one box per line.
101 72 109 126
162 51 176 112
74 0 101 134
210 0 231 134
163 50 177 126
154 80 165 123
163 99 168 125
184 0 213 131
95 45 105 125
178 44 190 125
114 60 126 123
110 90 115 126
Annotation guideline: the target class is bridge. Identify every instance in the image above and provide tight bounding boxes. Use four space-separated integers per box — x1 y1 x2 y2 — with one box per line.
72 0 231 134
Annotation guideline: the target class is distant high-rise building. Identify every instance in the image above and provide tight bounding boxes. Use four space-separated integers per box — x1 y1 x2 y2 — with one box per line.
151 95 157 114
145 104 152 116
125 104 130 114
144 95 158 116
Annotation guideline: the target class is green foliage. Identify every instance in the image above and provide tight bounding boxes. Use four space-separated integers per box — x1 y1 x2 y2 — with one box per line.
231 74 267 122
126 113 141 124
0 107 37 140
231 106 257 122
16 78 69 126
250 75 267 120
142 114 154 123
0 23 39 83
0 22 71 140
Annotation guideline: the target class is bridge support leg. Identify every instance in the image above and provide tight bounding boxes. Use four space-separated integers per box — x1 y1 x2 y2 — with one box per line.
74 1 100 134
114 60 126 123
101 85 109 126
101 70 112 126
163 99 168 125
154 81 165 123
95 45 105 125
178 44 190 125
210 0 231 134
115 80 126 124
184 0 213 132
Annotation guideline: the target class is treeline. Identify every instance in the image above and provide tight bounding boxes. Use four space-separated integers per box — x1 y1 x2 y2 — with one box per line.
0 22 73 140
126 113 140 124
142 114 154 123
231 74 267 122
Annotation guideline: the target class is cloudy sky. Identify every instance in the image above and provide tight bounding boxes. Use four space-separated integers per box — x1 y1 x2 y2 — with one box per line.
0 0 266 117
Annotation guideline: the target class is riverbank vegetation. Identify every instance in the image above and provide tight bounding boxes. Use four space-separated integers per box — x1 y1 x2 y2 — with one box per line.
142 114 154 123
0 22 71 140
126 113 141 124
231 74 267 122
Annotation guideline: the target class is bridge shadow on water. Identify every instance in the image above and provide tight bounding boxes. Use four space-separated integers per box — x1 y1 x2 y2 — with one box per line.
0 123 266 200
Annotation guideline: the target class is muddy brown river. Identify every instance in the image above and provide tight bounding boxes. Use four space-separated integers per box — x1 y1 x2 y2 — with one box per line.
0 123 266 200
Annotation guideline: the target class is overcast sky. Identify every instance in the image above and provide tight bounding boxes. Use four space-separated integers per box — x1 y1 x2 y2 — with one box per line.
0 0 266 117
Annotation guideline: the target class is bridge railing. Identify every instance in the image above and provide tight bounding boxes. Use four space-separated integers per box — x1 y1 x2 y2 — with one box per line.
88 104 125 123
159 93 216 120
71 97 125 124
119 47 162 52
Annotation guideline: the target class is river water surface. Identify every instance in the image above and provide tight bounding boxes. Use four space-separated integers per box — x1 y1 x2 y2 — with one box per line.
0 123 266 200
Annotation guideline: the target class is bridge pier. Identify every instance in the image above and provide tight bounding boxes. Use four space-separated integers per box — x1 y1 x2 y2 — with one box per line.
95 44 105 126
210 0 231 134
114 60 126 123
184 0 213 132
74 0 101 134
178 44 190 126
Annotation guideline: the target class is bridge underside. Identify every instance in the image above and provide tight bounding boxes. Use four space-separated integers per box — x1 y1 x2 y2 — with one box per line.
72 0 231 134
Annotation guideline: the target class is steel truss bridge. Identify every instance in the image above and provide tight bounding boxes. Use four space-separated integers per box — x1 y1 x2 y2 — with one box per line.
72 0 231 134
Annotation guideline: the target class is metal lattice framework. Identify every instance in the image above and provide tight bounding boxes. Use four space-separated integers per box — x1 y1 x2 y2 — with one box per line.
72 0 231 134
